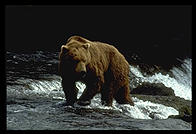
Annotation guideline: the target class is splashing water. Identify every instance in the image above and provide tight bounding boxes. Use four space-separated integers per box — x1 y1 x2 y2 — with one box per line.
130 58 192 100
75 81 179 119
7 77 179 119
7 52 192 122
7 76 64 100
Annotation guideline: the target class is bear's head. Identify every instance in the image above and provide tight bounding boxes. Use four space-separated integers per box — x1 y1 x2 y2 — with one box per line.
59 40 91 79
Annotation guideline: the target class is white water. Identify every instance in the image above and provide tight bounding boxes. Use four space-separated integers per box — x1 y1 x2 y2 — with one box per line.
7 77 179 119
7 58 192 119
74 81 179 119
130 58 192 100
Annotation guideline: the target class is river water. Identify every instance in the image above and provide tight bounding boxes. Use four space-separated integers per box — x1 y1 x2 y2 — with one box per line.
6 51 192 130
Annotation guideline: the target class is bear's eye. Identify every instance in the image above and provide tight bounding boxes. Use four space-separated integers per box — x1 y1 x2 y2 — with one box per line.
81 59 86 63
69 53 77 57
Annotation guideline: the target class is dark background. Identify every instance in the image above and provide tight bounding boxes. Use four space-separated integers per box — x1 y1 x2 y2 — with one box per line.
5 5 192 66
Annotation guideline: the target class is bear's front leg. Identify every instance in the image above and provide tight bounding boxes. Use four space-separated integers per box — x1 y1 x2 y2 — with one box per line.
77 81 101 106
62 79 78 106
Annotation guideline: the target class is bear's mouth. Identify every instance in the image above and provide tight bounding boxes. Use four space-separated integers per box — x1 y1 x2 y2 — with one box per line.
80 71 87 78
75 71 87 80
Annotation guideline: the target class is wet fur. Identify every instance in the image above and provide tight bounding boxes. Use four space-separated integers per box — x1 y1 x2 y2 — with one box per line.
59 35 134 106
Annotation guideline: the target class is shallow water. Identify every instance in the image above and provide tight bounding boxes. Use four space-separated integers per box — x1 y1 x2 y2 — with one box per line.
6 51 192 130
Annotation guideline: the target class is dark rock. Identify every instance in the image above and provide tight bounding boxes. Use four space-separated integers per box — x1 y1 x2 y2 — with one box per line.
132 94 192 123
132 82 175 96
169 106 192 123
77 101 91 106
130 61 176 77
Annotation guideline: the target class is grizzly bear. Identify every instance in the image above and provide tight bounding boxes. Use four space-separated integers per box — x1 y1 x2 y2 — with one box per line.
59 35 134 106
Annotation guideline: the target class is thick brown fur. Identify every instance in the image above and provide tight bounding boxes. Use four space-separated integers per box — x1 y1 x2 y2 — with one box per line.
59 35 134 106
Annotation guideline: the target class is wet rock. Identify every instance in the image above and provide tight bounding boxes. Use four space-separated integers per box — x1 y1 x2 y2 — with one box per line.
132 82 175 96
169 106 192 123
132 94 192 123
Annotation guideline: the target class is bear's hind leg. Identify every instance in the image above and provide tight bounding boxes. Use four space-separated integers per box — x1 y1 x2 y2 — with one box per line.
114 85 134 106
101 88 113 106
101 81 116 107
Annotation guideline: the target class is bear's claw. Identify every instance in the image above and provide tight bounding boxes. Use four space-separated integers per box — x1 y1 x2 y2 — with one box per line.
77 101 91 106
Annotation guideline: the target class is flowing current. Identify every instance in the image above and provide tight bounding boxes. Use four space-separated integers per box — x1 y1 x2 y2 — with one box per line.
130 58 192 100
6 51 192 120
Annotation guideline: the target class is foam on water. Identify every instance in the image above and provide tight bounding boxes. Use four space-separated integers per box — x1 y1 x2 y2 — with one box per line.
29 80 61 94
7 78 179 119
9 58 191 119
7 52 191 120
130 58 192 100
75 81 179 119
7 76 64 99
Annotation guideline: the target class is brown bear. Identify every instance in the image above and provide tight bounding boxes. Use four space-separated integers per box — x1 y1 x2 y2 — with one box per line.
59 35 134 106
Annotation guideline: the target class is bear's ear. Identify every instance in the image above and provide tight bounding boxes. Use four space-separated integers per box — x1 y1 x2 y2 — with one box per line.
82 43 91 49
67 36 89 43
61 45 69 53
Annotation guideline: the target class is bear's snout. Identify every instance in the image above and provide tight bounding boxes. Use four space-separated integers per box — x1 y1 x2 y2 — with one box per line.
75 61 87 78
80 71 87 78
